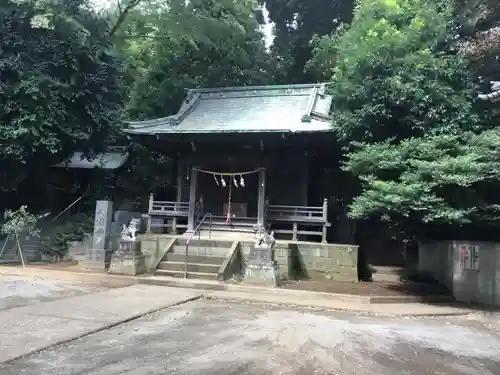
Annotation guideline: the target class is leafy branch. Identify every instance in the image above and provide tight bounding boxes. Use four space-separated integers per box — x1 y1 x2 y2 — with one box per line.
109 0 143 37
1 206 41 239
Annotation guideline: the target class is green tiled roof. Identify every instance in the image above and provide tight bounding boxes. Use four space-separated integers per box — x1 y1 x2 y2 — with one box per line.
125 83 332 135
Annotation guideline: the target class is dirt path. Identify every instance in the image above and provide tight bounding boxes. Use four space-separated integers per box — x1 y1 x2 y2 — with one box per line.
0 275 108 311
2 299 499 375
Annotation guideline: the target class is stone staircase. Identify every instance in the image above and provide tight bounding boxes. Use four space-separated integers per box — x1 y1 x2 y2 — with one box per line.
0 236 41 264
0 238 19 263
156 238 233 280
371 265 405 283
199 216 255 234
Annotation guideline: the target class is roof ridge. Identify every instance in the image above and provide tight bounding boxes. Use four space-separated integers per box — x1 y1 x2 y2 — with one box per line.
187 82 330 93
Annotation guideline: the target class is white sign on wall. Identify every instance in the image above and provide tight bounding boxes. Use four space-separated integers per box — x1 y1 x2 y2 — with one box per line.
459 244 480 270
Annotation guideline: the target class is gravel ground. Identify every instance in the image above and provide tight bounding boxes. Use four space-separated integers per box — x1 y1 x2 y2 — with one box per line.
2 299 499 375
0 276 109 311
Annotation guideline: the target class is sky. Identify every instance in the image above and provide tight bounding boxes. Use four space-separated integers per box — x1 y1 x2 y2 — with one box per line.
92 0 275 48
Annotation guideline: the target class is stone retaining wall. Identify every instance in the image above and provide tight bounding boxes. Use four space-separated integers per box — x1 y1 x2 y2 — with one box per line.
241 241 358 282
138 235 358 282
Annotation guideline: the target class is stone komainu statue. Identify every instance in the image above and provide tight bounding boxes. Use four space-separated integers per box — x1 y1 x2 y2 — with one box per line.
253 224 275 247
120 218 142 242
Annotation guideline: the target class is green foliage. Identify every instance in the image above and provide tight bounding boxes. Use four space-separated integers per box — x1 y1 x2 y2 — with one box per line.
1 206 40 237
0 0 125 190
40 213 93 258
110 0 275 119
263 0 355 83
346 129 500 224
327 0 479 143
310 0 498 233
453 0 500 81
301 114 312 123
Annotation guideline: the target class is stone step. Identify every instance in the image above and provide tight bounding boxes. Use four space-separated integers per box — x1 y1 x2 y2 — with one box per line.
0 250 19 261
155 269 218 280
0 260 19 264
171 245 229 257
0 256 19 261
371 266 403 283
372 266 405 274
0 249 17 257
199 224 254 233
175 238 233 248
205 220 256 227
198 230 255 241
158 261 220 274
1 250 39 262
211 216 257 222
164 253 226 265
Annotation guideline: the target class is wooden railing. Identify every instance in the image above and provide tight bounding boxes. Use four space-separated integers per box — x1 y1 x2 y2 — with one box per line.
267 198 329 243
151 201 189 216
147 193 189 233
146 193 330 242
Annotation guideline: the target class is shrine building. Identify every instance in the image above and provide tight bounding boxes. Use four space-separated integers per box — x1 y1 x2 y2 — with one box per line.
124 83 358 281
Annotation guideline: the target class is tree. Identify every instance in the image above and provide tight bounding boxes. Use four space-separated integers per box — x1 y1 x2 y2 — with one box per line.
453 0 500 83
109 0 143 37
329 0 479 142
262 0 355 83
0 0 125 192
452 0 500 132
120 0 275 119
312 0 500 235
345 131 500 227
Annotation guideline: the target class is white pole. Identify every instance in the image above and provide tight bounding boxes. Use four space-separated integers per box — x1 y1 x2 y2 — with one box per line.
14 231 26 268
0 235 10 258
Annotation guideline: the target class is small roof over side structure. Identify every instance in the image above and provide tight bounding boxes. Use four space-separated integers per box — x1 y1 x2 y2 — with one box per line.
53 149 129 170
478 81 500 102
124 83 333 135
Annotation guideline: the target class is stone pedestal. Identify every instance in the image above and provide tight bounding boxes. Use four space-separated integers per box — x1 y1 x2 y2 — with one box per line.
80 200 113 271
243 244 280 287
108 240 146 275
82 249 114 270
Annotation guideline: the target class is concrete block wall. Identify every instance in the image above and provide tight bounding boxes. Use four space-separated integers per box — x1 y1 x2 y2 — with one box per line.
65 235 93 261
419 240 500 306
292 243 358 281
240 241 358 281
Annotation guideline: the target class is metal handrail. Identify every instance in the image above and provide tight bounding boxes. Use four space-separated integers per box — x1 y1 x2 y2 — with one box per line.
184 212 212 278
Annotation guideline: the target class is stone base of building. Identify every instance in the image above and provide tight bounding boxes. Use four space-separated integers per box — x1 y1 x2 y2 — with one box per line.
79 249 113 271
244 261 280 287
108 240 147 276
108 253 147 275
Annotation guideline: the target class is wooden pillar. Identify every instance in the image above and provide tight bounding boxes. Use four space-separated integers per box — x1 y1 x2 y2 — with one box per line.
257 168 266 226
147 193 153 233
186 167 198 233
302 153 309 206
172 160 183 234
321 198 328 244
176 162 183 202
